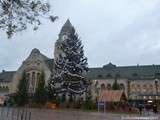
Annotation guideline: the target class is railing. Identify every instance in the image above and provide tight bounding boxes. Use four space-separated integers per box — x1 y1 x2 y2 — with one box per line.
0 107 31 120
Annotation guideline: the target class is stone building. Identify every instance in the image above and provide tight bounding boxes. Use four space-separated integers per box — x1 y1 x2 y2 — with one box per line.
88 63 160 101
0 70 15 96
0 20 160 102
11 48 53 95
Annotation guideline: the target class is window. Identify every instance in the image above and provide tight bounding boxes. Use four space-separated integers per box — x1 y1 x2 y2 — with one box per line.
101 83 106 90
155 73 160 78
37 73 40 80
149 84 153 93
26 73 30 80
137 85 141 92
131 84 135 92
106 73 112 78
143 96 146 99
97 74 103 78
115 74 121 78
107 84 111 90
143 84 147 93
132 73 138 78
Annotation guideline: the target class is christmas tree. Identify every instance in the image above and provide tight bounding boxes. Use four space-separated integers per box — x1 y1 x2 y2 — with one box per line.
112 77 120 90
50 19 88 96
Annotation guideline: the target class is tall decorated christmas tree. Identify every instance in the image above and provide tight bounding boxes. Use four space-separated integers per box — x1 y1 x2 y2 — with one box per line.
49 19 88 97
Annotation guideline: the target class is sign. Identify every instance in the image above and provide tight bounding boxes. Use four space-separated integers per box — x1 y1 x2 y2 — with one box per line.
97 101 106 112
98 101 105 106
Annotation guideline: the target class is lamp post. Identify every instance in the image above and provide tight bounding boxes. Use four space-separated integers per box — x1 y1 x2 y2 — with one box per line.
154 79 158 103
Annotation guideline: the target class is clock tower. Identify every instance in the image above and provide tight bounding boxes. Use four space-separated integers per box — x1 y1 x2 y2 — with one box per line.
54 19 75 60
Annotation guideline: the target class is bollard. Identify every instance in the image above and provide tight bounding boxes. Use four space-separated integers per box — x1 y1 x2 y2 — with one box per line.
21 109 24 120
17 109 20 120
24 109 27 120
28 112 31 120
11 108 14 120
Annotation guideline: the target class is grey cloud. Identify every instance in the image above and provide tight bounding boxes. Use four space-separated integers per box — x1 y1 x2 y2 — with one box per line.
1 0 160 71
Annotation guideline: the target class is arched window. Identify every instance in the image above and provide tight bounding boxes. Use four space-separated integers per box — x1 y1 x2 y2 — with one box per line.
26 73 30 79
149 84 153 93
28 72 36 93
131 84 136 92
137 85 141 92
37 73 40 79
131 84 135 89
155 73 160 78
107 84 111 90
101 83 106 90
132 73 138 77
106 73 112 78
36 72 41 88
143 84 147 93
26 73 30 89
97 74 103 78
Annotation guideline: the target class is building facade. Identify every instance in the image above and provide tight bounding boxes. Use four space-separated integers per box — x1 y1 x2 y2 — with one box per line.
88 63 160 101
0 20 160 102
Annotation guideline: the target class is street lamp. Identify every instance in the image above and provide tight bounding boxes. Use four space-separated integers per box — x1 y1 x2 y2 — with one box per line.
154 79 158 102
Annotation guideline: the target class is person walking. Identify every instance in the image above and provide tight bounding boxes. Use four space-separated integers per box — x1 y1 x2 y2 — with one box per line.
153 104 158 114
138 104 143 115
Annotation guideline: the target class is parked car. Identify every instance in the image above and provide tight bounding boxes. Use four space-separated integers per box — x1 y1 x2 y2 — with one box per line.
0 96 5 106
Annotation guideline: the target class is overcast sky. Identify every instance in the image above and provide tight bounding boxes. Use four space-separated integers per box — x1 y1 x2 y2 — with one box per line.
1 0 160 71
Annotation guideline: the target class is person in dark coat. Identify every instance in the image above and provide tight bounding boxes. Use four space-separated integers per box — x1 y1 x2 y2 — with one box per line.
153 104 158 114
138 104 143 115
145 104 152 115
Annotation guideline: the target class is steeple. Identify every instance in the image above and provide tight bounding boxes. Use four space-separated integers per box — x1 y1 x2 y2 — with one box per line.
31 48 40 54
63 19 72 28
59 19 75 37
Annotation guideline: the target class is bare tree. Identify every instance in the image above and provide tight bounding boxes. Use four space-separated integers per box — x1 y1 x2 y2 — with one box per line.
0 0 58 38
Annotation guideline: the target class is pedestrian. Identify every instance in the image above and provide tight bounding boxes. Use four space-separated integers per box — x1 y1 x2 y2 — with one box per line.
145 104 150 116
138 104 143 115
153 104 158 114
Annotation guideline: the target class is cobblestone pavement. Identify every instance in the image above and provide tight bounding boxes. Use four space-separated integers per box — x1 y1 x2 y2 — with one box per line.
26 109 160 120
0 107 160 120
30 109 121 120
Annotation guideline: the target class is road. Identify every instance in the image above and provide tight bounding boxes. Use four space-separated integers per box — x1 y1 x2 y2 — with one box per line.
0 107 160 120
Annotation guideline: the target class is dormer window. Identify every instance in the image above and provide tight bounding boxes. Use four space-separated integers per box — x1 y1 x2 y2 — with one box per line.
106 73 112 78
155 73 160 79
115 74 121 78
97 74 103 78
132 73 138 77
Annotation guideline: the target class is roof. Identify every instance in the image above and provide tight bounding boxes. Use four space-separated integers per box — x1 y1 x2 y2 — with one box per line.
63 19 72 28
30 48 50 60
59 19 75 36
0 71 15 82
138 93 160 96
87 63 160 80
98 90 127 102
24 48 54 71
